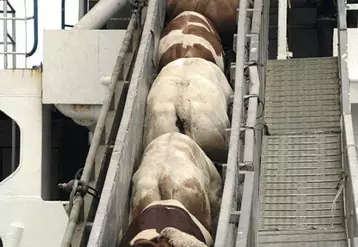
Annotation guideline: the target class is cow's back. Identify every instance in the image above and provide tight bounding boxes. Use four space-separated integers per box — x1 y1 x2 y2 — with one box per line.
165 0 239 48
158 11 224 72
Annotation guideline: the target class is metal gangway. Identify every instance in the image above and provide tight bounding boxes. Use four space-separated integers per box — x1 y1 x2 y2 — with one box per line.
213 0 358 246
22 0 358 246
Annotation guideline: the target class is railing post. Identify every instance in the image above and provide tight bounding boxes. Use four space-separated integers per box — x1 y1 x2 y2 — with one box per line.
277 0 289 59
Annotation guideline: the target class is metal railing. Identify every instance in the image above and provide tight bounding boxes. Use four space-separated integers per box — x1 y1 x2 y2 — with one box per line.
336 0 358 246
1 0 39 178
60 7 141 246
0 0 38 60
214 0 269 246
61 0 89 29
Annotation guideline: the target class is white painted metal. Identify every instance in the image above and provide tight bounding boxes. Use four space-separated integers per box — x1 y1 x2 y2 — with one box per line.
277 0 290 59
347 4 358 10
43 30 126 104
42 29 126 126
0 70 68 247
73 0 128 30
333 28 358 103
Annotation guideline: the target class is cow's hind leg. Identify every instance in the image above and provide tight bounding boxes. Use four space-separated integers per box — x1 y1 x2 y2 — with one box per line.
184 106 229 163
173 178 212 233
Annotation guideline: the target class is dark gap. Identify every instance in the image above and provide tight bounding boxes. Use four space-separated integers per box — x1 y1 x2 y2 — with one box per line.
175 113 185 134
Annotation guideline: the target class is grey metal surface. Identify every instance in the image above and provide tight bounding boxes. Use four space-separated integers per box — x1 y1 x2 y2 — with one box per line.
258 57 348 246
215 0 250 246
86 0 166 245
265 57 341 135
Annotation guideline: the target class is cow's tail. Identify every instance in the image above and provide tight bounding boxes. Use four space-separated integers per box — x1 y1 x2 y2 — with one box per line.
159 175 174 200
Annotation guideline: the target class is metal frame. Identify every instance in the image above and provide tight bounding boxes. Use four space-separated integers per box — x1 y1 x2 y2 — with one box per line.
85 0 166 244
1 0 39 179
61 0 89 30
214 1 249 246
60 10 140 247
214 0 268 246
0 0 38 58
337 0 358 246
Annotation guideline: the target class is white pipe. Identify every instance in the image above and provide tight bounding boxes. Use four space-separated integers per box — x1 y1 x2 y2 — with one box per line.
73 0 128 30
55 104 102 127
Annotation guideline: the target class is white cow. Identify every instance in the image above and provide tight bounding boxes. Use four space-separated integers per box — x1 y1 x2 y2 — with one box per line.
143 57 233 163
129 132 222 235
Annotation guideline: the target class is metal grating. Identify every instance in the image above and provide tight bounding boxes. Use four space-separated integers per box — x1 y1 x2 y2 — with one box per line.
264 57 341 135
258 57 347 246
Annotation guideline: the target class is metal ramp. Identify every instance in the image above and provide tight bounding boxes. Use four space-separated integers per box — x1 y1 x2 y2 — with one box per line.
258 57 348 246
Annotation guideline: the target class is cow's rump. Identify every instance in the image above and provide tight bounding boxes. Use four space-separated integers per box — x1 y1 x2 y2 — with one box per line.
130 132 222 233
143 57 233 163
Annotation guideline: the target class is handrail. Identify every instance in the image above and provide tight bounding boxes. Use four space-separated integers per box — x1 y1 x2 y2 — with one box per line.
238 0 264 245
0 0 38 58
214 0 249 246
60 9 140 247
25 0 38 57
336 0 358 246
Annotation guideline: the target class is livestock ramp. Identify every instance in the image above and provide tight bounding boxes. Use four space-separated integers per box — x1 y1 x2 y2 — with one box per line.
258 57 348 246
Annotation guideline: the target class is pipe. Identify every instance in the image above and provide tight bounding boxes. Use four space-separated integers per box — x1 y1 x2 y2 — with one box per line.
73 0 128 30
26 0 38 57
55 104 101 127
61 0 65 29
60 10 139 247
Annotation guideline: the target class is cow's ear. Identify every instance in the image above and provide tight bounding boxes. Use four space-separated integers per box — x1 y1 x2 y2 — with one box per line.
132 239 157 247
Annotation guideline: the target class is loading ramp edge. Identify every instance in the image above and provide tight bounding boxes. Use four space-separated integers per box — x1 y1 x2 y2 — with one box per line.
85 0 166 246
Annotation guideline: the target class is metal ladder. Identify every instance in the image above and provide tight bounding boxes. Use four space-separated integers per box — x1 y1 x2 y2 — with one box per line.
257 57 347 246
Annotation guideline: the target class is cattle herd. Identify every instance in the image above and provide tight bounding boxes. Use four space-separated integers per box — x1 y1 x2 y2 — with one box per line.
119 0 238 246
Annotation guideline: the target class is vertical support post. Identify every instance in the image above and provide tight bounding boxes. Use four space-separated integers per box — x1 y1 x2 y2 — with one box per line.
3 0 8 68
277 0 288 59
78 0 86 20
11 1 17 173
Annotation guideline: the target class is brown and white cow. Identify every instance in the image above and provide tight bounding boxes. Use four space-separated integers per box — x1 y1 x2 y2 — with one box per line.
157 11 225 72
120 200 212 247
129 132 222 235
143 57 233 163
164 0 239 49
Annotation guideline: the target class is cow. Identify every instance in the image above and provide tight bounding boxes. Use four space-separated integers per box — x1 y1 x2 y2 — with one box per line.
157 11 225 72
129 132 222 235
163 0 239 50
143 57 233 163
120 200 212 247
